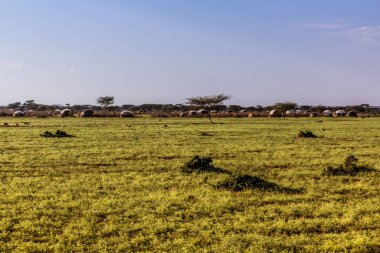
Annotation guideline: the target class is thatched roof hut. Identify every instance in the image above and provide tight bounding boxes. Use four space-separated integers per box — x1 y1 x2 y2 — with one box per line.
13 110 24 117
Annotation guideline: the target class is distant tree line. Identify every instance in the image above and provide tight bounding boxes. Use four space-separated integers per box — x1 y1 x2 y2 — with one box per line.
0 98 378 115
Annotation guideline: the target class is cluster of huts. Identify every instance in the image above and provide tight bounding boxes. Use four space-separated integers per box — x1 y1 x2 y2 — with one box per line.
274 109 358 117
10 108 135 118
9 107 361 118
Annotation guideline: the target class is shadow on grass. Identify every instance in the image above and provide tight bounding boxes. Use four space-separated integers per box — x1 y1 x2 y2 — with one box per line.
181 156 231 174
40 130 75 138
323 165 375 176
215 174 302 194
323 155 376 176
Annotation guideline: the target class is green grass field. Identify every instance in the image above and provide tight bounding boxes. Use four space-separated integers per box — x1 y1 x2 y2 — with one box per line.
0 117 379 252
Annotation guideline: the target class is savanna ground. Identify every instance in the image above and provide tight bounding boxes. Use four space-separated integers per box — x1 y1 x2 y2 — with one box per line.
0 117 379 252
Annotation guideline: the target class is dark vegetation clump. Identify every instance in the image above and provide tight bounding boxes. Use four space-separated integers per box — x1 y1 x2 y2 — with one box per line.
181 156 230 174
36 115 48 118
216 174 301 193
40 130 74 138
199 132 213 136
323 155 375 176
298 130 317 138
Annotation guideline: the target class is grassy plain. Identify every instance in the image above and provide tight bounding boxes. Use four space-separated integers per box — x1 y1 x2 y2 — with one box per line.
0 117 379 252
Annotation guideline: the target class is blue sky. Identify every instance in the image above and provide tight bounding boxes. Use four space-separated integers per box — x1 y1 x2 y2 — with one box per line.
0 0 379 106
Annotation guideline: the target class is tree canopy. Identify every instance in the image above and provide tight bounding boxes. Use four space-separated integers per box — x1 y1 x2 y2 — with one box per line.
186 94 231 109
186 94 231 124
96 96 114 110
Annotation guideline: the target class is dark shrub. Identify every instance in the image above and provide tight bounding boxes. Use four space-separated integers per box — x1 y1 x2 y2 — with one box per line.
323 155 375 176
199 132 213 136
40 131 55 138
181 156 230 174
41 130 74 138
298 130 317 138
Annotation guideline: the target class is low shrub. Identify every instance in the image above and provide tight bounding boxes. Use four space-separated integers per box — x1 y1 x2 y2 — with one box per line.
41 130 74 138
199 132 213 136
216 174 301 193
298 130 317 138
181 156 230 174
323 155 375 176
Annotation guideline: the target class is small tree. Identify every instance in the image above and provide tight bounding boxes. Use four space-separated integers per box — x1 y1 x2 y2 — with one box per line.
273 102 297 112
186 94 231 124
96 96 114 111
24 100 38 111
8 102 22 110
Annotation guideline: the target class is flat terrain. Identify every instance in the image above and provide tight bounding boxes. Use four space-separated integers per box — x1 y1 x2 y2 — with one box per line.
0 117 379 252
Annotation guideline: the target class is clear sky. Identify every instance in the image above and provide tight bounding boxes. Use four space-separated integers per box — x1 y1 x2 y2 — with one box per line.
0 0 379 106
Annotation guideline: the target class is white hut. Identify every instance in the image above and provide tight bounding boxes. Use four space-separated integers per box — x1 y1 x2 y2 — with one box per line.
13 110 25 117
334 110 346 117
269 110 281 117
323 110 333 117
198 109 208 115
120 110 134 118
189 111 199 116
61 109 71 117
285 110 296 116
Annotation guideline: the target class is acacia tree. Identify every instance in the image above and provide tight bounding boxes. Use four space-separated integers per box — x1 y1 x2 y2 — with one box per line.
186 94 231 124
96 96 114 111
273 102 297 112
24 100 38 111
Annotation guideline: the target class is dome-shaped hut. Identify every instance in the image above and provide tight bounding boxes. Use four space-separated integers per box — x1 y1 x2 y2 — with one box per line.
61 109 71 117
346 110 358 117
334 110 346 117
120 110 134 118
13 110 25 117
189 111 199 117
180 112 188 117
80 109 94 118
285 110 296 117
323 110 333 117
269 110 281 117
309 112 319 117
198 109 208 115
